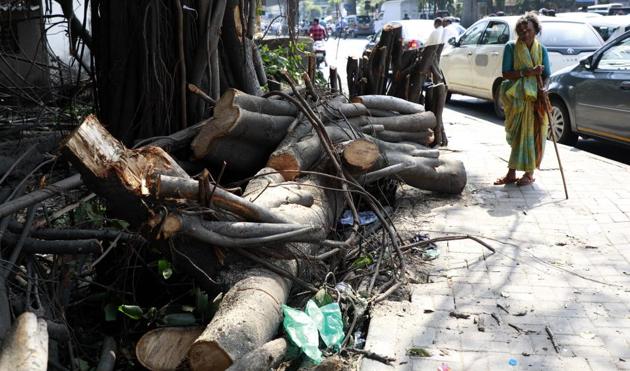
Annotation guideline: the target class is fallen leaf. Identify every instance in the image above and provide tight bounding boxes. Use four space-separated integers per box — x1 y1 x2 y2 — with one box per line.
407 347 431 357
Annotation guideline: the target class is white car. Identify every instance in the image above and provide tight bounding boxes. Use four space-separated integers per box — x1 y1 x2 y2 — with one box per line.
586 15 630 42
441 16 604 117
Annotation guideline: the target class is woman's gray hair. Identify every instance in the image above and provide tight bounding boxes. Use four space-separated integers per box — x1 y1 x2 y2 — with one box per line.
516 12 541 34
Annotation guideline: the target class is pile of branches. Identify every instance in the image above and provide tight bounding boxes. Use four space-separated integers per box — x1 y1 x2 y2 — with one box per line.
346 23 449 146
0 70 466 369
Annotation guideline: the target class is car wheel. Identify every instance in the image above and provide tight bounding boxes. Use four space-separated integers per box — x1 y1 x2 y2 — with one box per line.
548 98 578 146
492 84 505 120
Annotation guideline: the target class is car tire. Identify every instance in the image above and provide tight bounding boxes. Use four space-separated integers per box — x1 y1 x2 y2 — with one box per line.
493 83 505 120
549 98 578 146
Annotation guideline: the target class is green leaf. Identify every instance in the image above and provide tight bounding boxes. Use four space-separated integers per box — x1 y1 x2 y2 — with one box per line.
407 347 432 357
74 358 91 371
313 288 334 307
158 259 173 280
110 218 130 230
118 305 144 320
161 313 196 326
351 255 374 269
104 303 118 322
195 288 209 315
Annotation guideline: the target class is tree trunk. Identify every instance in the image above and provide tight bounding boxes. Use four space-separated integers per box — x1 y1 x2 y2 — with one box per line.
221 2 261 96
426 83 448 146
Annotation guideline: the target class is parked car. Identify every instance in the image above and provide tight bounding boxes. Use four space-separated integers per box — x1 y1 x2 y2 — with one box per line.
555 11 603 20
547 30 630 146
347 15 374 37
587 3 625 15
365 19 435 53
586 15 630 42
441 16 604 117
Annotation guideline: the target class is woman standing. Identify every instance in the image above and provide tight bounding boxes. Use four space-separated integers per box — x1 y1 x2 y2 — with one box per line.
494 13 551 187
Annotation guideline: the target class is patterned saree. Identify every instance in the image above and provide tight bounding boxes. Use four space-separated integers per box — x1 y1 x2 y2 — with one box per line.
500 39 548 172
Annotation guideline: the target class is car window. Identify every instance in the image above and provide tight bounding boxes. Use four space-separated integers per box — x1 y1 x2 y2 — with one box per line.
593 25 619 41
479 22 509 45
459 22 487 46
598 37 630 70
357 16 371 24
539 22 602 47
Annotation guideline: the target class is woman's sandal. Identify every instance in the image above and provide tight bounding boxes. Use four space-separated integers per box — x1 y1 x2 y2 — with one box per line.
517 173 535 186
494 176 518 185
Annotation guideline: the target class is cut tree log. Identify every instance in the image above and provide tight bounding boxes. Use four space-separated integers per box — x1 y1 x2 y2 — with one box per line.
0 312 48 371
218 89 297 117
61 115 190 222
339 138 380 173
225 338 287 371
351 95 425 114
187 265 294 371
371 129 434 145
191 90 297 175
136 327 203 371
374 151 466 194
267 125 360 181
346 111 436 132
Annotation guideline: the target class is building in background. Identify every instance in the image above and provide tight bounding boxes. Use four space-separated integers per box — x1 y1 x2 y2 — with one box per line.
0 0 49 99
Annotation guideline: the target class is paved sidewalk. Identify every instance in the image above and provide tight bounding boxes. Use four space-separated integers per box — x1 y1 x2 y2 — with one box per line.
362 108 630 370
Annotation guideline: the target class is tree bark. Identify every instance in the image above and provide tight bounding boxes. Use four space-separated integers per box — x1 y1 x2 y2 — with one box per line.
225 338 287 371
351 95 425 114
136 327 203 371
426 83 448 147
221 2 262 95
0 312 48 371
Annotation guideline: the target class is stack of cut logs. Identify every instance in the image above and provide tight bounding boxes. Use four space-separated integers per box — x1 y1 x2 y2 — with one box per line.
347 22 449 146
1 84 465 370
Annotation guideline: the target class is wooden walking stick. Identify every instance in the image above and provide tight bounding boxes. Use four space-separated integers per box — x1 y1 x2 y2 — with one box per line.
537 75 569 200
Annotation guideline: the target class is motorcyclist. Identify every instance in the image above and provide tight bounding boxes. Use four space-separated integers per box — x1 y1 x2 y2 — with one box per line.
309 18 327 41
335 18 348 38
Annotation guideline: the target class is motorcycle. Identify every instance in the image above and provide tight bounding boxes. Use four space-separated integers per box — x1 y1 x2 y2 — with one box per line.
312 40 326 68
334 24 349 39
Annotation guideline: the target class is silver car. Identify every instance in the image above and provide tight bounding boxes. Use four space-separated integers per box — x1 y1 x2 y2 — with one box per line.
547 30 630 146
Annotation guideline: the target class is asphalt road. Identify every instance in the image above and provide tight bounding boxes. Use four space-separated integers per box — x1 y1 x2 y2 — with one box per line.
324 38 629 166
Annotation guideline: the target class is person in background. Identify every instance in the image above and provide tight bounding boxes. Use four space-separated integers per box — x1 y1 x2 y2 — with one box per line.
309 18 327 41
494 12 551 187
426 17 444 46
403 13 410 20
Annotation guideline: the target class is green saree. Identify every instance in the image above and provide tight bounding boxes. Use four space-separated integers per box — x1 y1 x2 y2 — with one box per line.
500 39 548 172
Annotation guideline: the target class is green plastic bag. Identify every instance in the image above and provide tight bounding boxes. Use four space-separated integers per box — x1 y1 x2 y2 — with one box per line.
305 300 344 350
282 305 322 364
